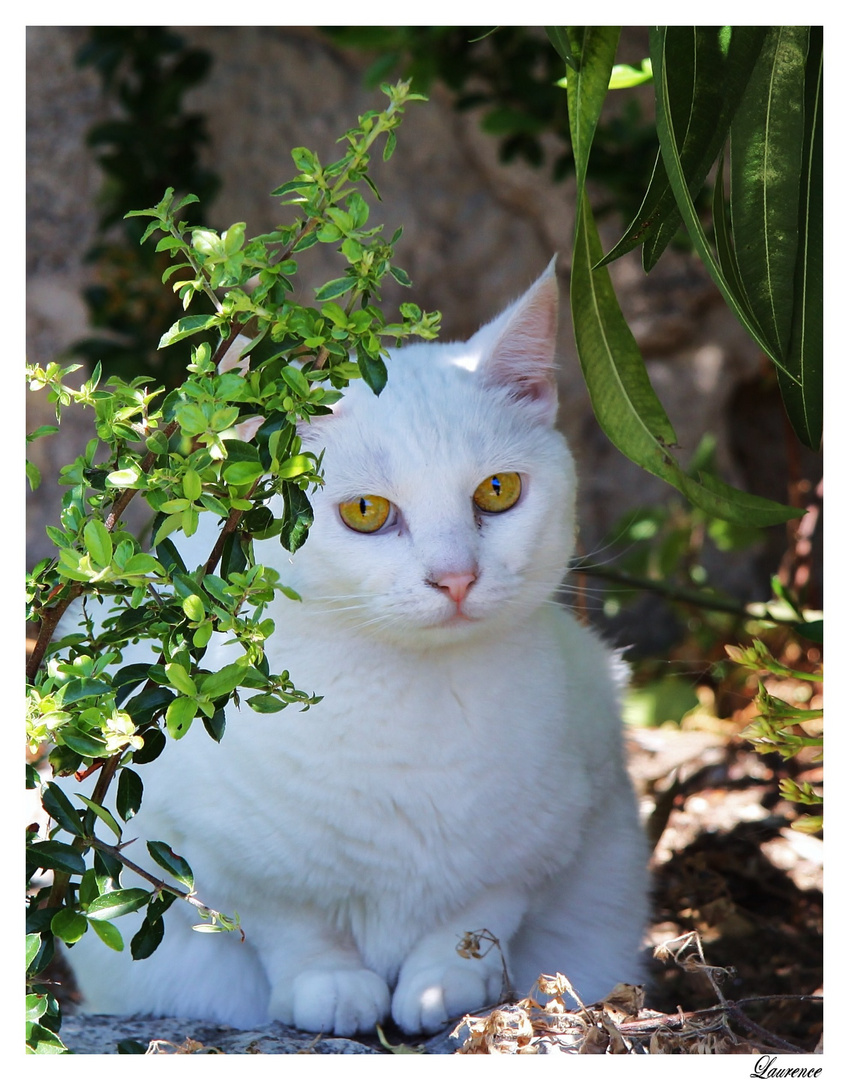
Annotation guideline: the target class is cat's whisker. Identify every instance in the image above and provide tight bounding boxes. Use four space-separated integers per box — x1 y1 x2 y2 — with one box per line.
554 579 614 599
575 512 656 566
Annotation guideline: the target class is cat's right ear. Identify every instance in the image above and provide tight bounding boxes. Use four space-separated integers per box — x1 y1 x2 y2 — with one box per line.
473 257 560 426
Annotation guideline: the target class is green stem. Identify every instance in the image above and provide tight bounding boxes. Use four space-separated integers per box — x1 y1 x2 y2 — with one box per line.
168 222 223 313
569 557 801 624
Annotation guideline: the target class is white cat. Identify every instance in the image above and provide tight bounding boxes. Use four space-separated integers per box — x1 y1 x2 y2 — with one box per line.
63 262 648 1036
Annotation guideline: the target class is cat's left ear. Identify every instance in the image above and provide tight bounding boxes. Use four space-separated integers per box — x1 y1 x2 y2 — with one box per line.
474 256 559 425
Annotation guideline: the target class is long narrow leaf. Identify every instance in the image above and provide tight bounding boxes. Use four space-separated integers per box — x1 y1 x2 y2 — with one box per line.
572 198 798 527
730 26 808 360
651 28 794 379
572 195 678 451
75 793 123 841
600 27 767 271
677 469 804 528
711 148 749 310
643 26 767 270
568 27 799 527
564 26 621 194
782 28 823 450
545 27 579 71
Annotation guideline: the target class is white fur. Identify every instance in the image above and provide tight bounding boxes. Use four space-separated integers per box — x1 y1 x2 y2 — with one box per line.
63 264 648 1035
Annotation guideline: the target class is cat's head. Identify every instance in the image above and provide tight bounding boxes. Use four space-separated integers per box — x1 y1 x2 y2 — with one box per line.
279 261 577 648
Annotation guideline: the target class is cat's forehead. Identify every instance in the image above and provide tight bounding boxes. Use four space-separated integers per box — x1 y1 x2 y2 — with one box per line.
300 343 542 492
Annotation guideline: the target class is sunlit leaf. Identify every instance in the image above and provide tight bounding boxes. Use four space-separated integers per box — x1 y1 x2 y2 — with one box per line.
86 888 149 922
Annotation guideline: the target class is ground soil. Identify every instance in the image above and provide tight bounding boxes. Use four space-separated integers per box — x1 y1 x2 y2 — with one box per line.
629 723 823 1053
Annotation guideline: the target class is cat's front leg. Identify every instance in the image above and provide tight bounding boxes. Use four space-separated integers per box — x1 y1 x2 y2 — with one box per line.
258 909 390 1036
391 887 527 1034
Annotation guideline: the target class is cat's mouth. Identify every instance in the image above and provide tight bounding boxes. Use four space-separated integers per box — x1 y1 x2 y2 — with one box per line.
427 604 482 632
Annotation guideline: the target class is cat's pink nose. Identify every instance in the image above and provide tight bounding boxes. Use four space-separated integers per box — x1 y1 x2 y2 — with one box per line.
436 570 477 604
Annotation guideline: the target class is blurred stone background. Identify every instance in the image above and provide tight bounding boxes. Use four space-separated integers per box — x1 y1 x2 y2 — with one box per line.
26 25 822 654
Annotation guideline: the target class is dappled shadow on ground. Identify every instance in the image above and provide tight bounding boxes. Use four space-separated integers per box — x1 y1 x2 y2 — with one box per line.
633 726 823 1053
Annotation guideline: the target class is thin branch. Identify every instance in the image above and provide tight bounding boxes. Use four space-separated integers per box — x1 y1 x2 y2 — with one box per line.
88 838 210 916
722 1006 809 1054
203 478 261 576
569 557 802 623
26 585 82 682
27 419 183 684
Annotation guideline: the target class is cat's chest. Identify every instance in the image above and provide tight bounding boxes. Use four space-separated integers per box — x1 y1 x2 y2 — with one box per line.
178 607 603 910
258 619 586 840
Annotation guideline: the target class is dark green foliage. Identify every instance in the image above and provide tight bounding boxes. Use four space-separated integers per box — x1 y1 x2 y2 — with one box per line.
555 25 820 529
74 28 221 384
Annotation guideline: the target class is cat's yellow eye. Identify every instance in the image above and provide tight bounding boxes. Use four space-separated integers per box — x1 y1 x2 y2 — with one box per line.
339 495 392 533
473 472 522 513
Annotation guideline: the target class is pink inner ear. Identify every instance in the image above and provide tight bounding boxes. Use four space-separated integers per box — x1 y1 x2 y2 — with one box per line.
481 264 559 422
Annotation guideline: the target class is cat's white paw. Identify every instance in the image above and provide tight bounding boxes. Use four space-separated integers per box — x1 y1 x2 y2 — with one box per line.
391 961 504 1034
270 968 391 1036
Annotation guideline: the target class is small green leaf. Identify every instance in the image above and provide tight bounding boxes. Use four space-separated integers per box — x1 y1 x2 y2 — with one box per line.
197 662 246 701
58 727 107 757
165 695 197 739
608 59 653 89
182 594 206 622
130 915 165 960
202 707 226 743
222 221 246 256
147 841 195 891
88 919 124 952
174 402 211 436
26 993 49 1023
315 277 355 302
50 907 88 944
41 782 84 837
247 693 288 713
165 662 198 697
83 518 113 568
275 454 314 480
159 314 220 349
106 465 143 488
182 468 203 501
280 483 313 554
132 725 167 764
116 768 143 822
278 365 311 398
86 888 149 922
26 933 41 971
290 146 319 174
26 1020 68 1053
292 230 319 253
153 512 185 547
27 840 86 876
122 553 164 576
75 794 124 841
192 621 214 649
223 460 265 486
26 460 41 490
356 346 388 396
60 677 113 704
388 265 412 287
